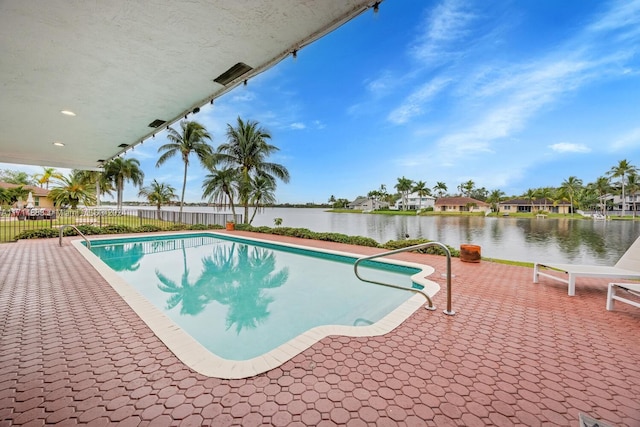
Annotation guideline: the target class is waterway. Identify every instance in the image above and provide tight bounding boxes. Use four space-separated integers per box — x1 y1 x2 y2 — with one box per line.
133 206 640 265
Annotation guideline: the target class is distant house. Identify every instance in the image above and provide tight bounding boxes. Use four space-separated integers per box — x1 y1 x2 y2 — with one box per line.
434 197 490 213
394 192 436 211
347 197 389 211
608 192 640 214
498 198 571 214
0 182 54 208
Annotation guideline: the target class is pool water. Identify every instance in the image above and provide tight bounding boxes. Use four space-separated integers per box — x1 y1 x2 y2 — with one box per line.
89 233 425 361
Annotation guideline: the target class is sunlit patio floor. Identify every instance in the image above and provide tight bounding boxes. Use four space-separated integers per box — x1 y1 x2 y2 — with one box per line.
1 231 639 426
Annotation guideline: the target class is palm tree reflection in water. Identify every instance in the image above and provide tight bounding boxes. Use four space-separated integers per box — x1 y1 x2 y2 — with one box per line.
156 242 288 333
95 243 144 272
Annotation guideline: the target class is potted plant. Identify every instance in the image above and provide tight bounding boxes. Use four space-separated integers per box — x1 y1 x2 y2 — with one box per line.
226 220 235 231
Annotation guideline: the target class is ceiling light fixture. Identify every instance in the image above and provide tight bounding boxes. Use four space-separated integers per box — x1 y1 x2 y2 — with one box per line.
60 110 76 116
243 80 247 86
373 2 380 13
53 141 65 147
148 119 166 128
292 49 298 60
213 62 253 86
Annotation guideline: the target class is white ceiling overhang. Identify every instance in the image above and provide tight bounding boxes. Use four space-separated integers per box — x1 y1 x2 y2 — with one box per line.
0 0 378 170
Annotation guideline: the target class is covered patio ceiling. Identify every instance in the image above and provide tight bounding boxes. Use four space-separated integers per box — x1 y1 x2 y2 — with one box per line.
0 0 378 171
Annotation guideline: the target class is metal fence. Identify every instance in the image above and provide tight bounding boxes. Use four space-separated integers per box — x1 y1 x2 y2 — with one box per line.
0 208 240 243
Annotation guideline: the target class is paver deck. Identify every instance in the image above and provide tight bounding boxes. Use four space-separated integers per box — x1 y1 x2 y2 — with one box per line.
1 231 639 426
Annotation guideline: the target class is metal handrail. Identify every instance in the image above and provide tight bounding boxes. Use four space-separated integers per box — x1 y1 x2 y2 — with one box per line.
354 242 455 316
59 225 91 249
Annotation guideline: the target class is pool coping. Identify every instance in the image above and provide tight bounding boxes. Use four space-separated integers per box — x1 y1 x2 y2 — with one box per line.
72 231 440 379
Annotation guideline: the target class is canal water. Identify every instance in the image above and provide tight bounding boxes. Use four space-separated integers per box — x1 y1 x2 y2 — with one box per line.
136 206 640 265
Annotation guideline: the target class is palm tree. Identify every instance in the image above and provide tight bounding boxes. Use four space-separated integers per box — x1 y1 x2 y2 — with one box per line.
412 180 430 211
139 179 177 215
625 173 640 218
104 158 145 210
33 167 62 189
202 167 239 217
589 176 612 215
608 159 639 217
537 187 554 211
74 169 114 207
48 171 96 209
156 120 214 215
486 189 505 214
461 180 475 197
394 176 413 211
560 176 583 216
248 175 277 224
213 117 290 224
524 188 537 212
433 181 447 198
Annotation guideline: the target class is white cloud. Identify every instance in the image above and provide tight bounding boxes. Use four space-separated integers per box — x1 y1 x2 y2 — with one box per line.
549 142 591 153
387 77 451 124
411 0 477 63
610 127 640 151
289 122 305 130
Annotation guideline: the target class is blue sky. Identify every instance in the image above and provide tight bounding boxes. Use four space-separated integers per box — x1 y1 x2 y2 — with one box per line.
4 0 640 204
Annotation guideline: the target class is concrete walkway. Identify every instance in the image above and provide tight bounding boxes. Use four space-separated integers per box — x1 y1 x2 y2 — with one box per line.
1 231 639 426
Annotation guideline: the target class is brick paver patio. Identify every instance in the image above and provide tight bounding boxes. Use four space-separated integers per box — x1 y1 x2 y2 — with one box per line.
1 231 639 426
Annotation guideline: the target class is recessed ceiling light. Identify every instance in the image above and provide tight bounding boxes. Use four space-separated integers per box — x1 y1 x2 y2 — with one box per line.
60 110 76 116
53 142 65 147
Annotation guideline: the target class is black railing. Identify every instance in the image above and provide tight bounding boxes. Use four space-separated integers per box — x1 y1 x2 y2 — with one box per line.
0 208 240 243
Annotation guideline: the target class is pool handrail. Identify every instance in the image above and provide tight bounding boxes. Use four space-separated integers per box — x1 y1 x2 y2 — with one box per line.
59 224 91 249
353 241 455 316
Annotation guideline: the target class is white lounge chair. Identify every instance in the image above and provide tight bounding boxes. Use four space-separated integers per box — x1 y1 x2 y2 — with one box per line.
606 282 640 310
533 235 640 296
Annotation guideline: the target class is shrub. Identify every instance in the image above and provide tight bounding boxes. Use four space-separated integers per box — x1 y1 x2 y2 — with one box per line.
14 228 59 240
383 238 459 257
135 225 163 233
101 224 133 234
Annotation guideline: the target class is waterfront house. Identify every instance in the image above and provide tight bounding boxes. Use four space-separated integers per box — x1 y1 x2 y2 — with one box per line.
498 198 571 214
434 196 490 213
348 197 389 211
394 192 436 211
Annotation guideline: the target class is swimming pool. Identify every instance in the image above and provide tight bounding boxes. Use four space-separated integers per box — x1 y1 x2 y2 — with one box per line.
74 232 439 378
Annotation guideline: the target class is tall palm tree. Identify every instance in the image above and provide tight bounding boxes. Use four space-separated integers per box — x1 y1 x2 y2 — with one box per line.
589 176 612 215
524 188 537 212
139 179 177 215
33 167 62 189
625 173 640 218
202 167 239 217
48 171 96 209
156 120 214 215
214 117 290 224
607 159 639 217
560 176 583 216
394 176 413 211
412 180 430 211
433 181 447 198
104 157 145 210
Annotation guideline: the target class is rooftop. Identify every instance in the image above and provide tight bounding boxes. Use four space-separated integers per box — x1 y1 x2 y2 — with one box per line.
1 231 639 426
